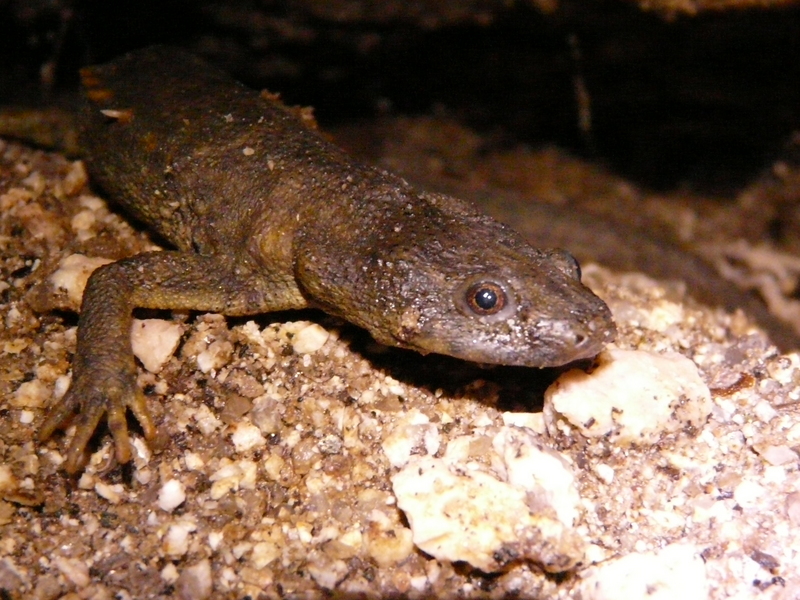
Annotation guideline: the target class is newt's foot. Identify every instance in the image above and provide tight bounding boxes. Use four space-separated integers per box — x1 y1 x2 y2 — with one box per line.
38 371 156 473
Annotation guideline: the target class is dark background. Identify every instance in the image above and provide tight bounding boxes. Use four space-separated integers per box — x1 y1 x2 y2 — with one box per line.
1 0 800 192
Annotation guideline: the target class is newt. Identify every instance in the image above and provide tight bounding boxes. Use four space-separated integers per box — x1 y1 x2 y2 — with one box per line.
1 46 615 473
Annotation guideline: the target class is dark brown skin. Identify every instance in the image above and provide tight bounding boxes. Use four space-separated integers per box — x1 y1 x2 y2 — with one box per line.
29 46 614 473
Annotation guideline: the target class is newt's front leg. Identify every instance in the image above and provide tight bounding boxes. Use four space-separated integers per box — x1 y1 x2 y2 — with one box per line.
39 251 303 473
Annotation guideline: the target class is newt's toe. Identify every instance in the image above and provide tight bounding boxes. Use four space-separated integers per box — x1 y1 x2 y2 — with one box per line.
62 395 109 473
39 371 155 473
37 393 79 442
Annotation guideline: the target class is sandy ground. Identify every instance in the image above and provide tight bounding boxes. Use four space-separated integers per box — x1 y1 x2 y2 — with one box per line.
1 125 800 599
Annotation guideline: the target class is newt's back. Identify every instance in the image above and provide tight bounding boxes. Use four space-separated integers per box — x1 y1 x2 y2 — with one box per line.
77 46 361 255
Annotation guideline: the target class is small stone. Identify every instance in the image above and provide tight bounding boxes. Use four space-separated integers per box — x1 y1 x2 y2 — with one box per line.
161 563 179 584
501 411 545 433
49 254 113 309
53 557 90 588
250 541 280 569
381 408 439 468
365 526 414 567
306 552 348 590
754 444 798 466
594 463 615 484
196 339 234 373
753 399 778 423
62 161 88 195
292 323 329 354
0 466 16 493
94 481 123 504
163 520 197 557
578 543 708 600
545 349 712 444
733 479 765 509
0 558 24 593
176 559 212 600
11 379 49 408
0 501 15 526
392 450 584 573
230 422 267 453
130 318 183 373
785 492 800 526
158 479 186 512
209 460 257 499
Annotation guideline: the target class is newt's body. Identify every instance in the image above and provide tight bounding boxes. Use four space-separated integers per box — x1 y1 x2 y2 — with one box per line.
11 46 615 472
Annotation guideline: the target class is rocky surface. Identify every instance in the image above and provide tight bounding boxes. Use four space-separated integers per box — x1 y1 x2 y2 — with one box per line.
2 116 800 599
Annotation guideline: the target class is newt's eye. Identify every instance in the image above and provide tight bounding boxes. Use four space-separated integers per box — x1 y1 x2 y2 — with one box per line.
455 275 515 320
465 281 506 316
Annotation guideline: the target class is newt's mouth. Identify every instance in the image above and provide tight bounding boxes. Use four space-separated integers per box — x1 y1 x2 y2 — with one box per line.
400 310 616 369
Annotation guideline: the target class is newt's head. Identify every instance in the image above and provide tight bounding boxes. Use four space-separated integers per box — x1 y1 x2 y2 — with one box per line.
388 252 615 367
378 234 615 367
298 191 615 368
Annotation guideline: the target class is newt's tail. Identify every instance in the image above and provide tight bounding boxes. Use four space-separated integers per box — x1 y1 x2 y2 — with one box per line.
0 107 80 155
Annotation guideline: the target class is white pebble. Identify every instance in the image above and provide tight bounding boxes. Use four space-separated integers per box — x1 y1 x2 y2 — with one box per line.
230 422 266 453
53 557 91 588
381 409 439 468
251 541 280 569
158 479 187 512
49 254 113 308
292 323 329 354
753 399 778 423
11 380 49 408
594 463 615 484
184 452 205 470
208 531 224 551
160 563 179 584
196 339 233 373
392 427 585 574
578 543 708 600
94 481 124 504
492 427 581 527
163 519 197 557
545 349 711 444
176 559 212 600
757 444 798 466
130 319 183 373
209 460 257 499
733 479 765 508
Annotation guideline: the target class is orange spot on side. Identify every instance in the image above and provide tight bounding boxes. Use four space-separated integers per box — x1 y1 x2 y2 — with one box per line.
79 67 101 87
86 88 115 103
